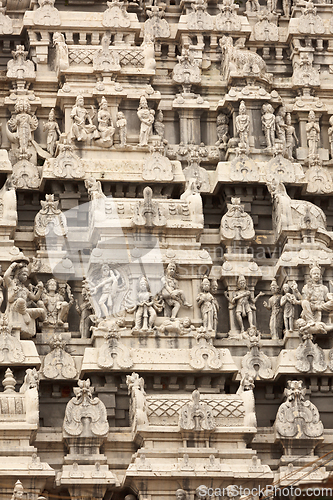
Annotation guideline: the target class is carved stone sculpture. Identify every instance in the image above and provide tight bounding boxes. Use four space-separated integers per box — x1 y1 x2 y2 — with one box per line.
275 380 323 440
224 276 263 334
53 32 69 72
70 94 98 143
43 333 77 379
294 321 327 373
128 276 162 332
116 111 127 146
7 45 35 81
280 281 301 333
219 36 269 81
300 263 333 323
215 0 241 31
292 53 320 88
306 110 320 159
285 113 298 160
179 390 216 431
263 279 283 339
75 278 95 338
235 101 250 152
63 379 109 437
4 254 46 338
187 0 214 30
40 279 73 328
43 108 61 156
158 317 195 336
34 194 68 238
0 314 25 364
33 0 61 26
176 489 188 500
143 139 173 181
236 375 256 427
0 3 13 35
328 116 333 159
298 1 324 35
137 96 155 146
189 328 223 369
93 33 120 73
305 157 333 195
240 328 274 380
161 262 192 318
283 0 291 18
0 176 17 226
95 97 115 147
154 110 165 139
7 97 38 159
275 106 287 151
103 0 130 28
126 372 148 427
261 103 275 150
89 264 121 319
172 49 201 95
254 11 278 42
11 480 25 500
132 186 167 227
144 5 170 39
97 321 132 369
196 277 219 334
216 113 229 149
220 197 255 243
51 140 84 179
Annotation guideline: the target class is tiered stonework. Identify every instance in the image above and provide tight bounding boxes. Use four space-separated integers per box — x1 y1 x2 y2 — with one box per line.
0 0 333 499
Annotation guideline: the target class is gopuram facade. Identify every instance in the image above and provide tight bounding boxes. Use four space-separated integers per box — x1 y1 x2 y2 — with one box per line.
1 0 333 499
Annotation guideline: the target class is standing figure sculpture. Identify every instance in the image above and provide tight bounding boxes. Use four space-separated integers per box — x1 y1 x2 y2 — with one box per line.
130 276 162 331
70 94 97 143
263 279 282 339
137 96 155 146
4 255 46 338
196 277 219 333
116 111 127 146
7 98 38 157
43 108 61 156
235 101 250 152
76 278 95 338
261 103 275 150
216 113 229 148
154 110 165 139
41 278 73 327
328 116 333 159
306 110 320 158
280 281 301 333
97 96 115 146
285 113 298 160
90 264 120 318
225 276 263 334
161 262 192 318
275 106 287 149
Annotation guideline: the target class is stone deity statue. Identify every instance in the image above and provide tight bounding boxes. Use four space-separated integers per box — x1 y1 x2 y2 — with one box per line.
129 276 162 331
97 96 115 146
328 115 333 159
235 101 250 152
70 94 97 143
263 279 282 339
116 111 127 146
41 278 74 327
137 96 155 146
90 264 121 318
196 277 219 333
285 113 298 160
161 262 192 318
225 276 263 334
261 103 275 150
43 108 61 156
301 264 333 323
306 110 320 158
275 106 287 149
280 281 301 333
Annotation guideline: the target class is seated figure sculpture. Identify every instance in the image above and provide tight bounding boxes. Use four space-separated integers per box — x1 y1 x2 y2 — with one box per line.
41 278 74 328
4 254 46 338
300 263 333 323
70 94 97 143
161 262 192 318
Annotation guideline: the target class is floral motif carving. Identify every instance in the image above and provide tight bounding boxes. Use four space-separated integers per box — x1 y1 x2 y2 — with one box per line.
215 0 241 31
43 333 77 379
97 321 132 369
187 0 214 30
7 45 35 81
132 186 167 228
172 49 201 95
253 11 278 42
93 34 120 73
102 0 131 28
52 141 85 179
298 1 324 35
0 314 25 364
240 328 274 380
63 379 109 437
144 5 170 39
33 0 61 26
34 194 68 238
143 139 173 181
189 328 223 370
220 197 255 242
179 389 216 431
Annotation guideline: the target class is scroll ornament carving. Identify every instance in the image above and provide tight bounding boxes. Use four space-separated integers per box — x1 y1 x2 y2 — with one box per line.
0 4 13 35
179 389 216 431
275 380 324 439
220 197 255 242
43 333 77 379
40 280 73 327
292 54 320 87
126 372 148 427
305 157 333 195
52 141 85 179
172 49 201 94
161 262 192 319
144 5 170 39
143 139 173 182
33 0 61 26
93 34 120 73
53 32 69 72
63 379 109 437
34 194 68 237
97 321 133 369
240 327 274 380
298 1 324 35
230 153 260 182
7 45 35 81
253 11 278 42
265 149 303 185
189 328 223 370
215 0 241 31
0 314 25 364
187 0 214 30
263 279 283 339
132 186 167 228
294 319 327 373
102 0 131 28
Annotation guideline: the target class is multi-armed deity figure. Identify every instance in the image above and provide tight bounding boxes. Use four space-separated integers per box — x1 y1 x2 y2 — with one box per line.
70 94 98 143
196 277 219 333
7 98 39 160
235 101 250 152
43 108 61 156
161 262 192 318
40 279 74 328
4 254 46 338
137 96 155 146
225 275 263 334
